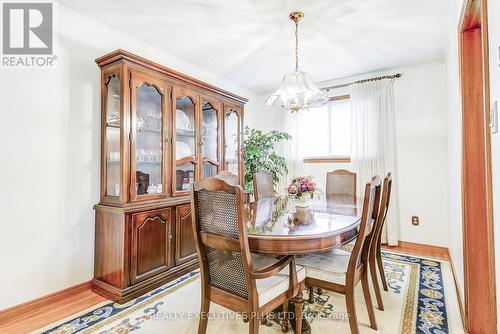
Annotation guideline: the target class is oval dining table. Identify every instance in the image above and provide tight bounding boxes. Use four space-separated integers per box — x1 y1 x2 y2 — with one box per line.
246 195 362 333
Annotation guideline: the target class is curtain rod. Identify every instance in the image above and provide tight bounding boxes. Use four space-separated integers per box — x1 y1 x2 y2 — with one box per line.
322 73 402 92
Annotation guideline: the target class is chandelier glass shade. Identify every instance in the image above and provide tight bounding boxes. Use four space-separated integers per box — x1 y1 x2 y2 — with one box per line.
266 11 328 112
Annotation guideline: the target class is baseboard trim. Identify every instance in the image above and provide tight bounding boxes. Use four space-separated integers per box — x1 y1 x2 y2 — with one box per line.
383 241 450 260
448 250 469 333
0 280 92 325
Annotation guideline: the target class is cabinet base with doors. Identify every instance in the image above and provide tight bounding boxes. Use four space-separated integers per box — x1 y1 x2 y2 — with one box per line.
92 50 246 303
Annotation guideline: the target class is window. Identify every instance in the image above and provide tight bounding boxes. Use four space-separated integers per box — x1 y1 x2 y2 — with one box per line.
302 96 351 163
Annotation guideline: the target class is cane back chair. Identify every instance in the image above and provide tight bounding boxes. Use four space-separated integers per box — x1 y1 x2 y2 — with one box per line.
326 169 357 200
253 170 274 202
190 177 306 334
215 170 240 185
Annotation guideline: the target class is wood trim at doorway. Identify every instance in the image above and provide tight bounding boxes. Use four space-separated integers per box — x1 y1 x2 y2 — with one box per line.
459 0 497 332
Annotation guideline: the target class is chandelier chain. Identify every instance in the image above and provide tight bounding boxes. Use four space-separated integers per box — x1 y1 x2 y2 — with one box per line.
294 20 299 72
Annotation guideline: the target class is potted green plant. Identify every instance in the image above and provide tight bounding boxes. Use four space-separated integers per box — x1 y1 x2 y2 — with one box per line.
243 127 290 191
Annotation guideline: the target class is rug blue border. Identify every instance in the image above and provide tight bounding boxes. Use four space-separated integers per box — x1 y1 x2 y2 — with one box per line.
41 271 200 333
43 253 450 334
382 252 449 334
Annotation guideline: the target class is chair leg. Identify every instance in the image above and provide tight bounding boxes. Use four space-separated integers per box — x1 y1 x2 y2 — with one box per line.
292 291 304 334
377 242 388 291
369 251 385 311
260 313 268 325
198 296 210 334
345 284 360 334
361 271 378 330
281 301 289 333
308 286 315 303
248 313 259 334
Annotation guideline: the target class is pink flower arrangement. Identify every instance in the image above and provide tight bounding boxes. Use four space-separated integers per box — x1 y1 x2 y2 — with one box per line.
288 175 318 199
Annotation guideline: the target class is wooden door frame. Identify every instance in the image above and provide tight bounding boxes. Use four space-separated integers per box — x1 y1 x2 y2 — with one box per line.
459 0 497 332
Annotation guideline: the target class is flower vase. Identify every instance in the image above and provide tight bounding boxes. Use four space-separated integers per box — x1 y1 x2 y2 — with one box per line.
289 194 297 213
295 195 312 207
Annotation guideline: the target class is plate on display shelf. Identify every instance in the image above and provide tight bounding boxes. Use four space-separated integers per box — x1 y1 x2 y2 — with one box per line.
176 109 191 130
176 141 192 160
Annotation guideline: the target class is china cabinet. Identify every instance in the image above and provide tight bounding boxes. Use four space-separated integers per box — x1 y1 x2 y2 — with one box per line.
93 50 246 302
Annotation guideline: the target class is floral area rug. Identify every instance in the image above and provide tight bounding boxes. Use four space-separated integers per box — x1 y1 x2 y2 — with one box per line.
37 252 463 334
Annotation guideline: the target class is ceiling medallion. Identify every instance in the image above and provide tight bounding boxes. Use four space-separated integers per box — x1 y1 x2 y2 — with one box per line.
266 11 328 113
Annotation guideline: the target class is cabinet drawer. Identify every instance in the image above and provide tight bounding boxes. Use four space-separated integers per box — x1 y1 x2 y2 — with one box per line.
175 204 197 265
130 208 173 284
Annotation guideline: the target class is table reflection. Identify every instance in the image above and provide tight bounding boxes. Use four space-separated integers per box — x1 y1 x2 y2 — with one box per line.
247 194 361 237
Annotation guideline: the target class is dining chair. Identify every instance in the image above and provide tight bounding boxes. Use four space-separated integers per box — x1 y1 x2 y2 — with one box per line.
253 170 274 202
326 169 357 199
297 176 382 334
190 177 306 334
215 170 239 185
368 172 393 311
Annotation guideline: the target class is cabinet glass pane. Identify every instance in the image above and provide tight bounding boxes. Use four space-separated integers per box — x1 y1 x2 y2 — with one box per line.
224 109 239 176
105 76 120 196
203 163 218 178
175 97 195 160
202 102 218 161
135 84 163 196
176 163 195 191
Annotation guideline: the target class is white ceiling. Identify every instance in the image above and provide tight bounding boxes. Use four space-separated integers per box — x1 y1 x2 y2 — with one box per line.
59 0 451 94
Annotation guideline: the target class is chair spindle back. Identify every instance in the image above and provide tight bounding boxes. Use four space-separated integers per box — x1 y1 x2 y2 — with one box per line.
348 176 382 271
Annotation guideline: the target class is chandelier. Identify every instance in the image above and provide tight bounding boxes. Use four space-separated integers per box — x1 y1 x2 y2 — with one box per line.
266 11 328 113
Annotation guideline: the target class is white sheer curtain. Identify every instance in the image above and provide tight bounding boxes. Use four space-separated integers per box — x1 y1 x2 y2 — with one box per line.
275 111 305 195
350 80 400 245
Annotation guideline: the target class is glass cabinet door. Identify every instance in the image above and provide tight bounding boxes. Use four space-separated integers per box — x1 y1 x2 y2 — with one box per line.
130 72 168 200
200 99 221 178
104 73 121 198
173 88 199 195
224 105 242 182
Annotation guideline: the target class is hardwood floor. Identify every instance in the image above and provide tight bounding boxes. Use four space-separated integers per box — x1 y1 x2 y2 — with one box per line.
0 242 449 333
0 289 108 334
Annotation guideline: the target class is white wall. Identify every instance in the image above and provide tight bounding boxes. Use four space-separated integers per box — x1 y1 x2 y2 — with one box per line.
445 0 465 309
269 62 450 247
487 0 500 329
244 94 279 132
392 63 449 247
0 4 264 310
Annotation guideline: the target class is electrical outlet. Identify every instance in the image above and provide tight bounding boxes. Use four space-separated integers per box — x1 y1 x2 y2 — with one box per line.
411 216 419 226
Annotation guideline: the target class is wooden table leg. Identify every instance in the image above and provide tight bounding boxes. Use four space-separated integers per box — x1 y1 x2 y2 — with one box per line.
290 292 311 334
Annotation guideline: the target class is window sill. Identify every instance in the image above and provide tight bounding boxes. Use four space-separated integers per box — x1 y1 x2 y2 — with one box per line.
303 157 351 163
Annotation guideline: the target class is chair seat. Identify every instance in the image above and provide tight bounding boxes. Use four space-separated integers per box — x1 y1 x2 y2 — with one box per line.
252 254 306 307
295 249 352 285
